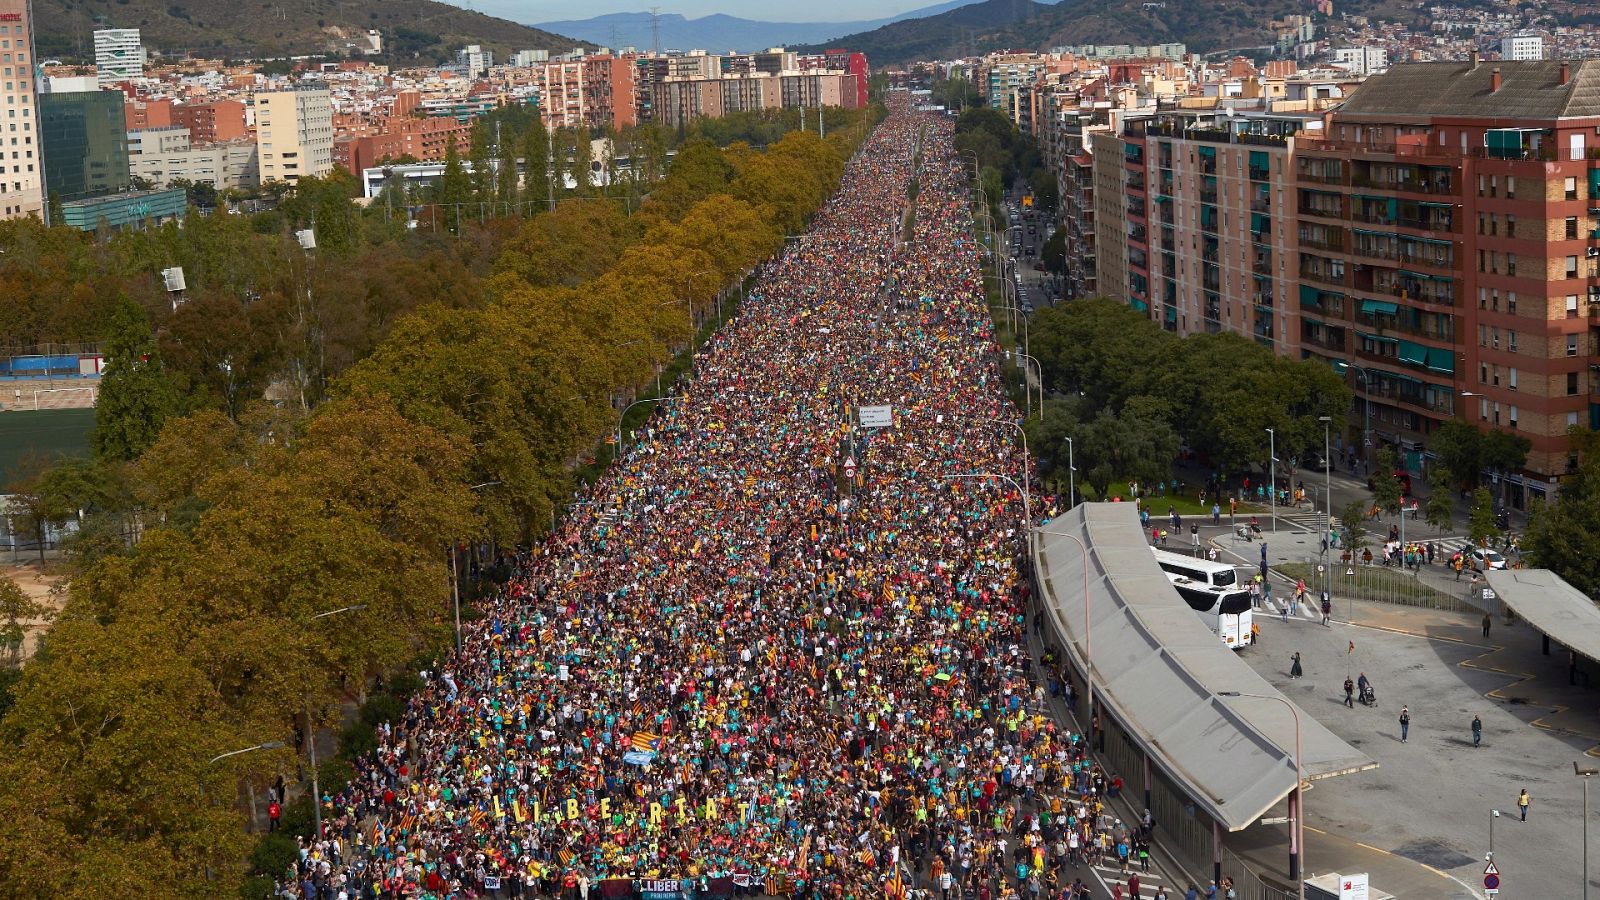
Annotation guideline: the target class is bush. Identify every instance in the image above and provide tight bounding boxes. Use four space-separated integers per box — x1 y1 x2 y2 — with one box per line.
249 831 299 881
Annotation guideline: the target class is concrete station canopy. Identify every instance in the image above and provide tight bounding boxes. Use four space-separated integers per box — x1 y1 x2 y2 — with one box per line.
1032 503 1374 832
1486 568 1600 664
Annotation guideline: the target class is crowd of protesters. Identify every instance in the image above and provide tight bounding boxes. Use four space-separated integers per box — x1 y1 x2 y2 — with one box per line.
274 99 1146 900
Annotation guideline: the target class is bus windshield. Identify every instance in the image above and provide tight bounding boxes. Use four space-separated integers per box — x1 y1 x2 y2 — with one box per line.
1218 592 1252 616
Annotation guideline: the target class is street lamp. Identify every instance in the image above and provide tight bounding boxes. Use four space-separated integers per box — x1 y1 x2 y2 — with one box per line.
208 740 286 766
1034 524 1096 747
304 604 364 841
1266 427 1278 533
1578 761 1598 900
1489 808 1499 860
1010 350 1045 419
1065 436 1076 510
617 396 679 452
1219 691 1304 900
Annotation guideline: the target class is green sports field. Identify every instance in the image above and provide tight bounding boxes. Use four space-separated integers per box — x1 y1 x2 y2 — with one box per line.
0 408 96 483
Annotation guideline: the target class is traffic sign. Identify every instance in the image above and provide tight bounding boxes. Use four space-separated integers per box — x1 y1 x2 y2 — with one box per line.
859 405 893 428
1484 873 1500 891
1484 860 1499 876
843 458 857 479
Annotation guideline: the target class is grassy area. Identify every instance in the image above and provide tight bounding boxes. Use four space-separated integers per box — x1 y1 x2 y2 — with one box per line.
0 408 95 483
1278 561 1468 612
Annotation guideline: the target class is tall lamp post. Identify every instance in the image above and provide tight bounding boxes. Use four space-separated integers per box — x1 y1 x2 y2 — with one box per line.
1319 415 1332 597
201 740 286 882
304 604 367 841
1267 427 1278 533
1489 807 1499 860
1220 691 1304 900
1035 524 1096 748
1066 436 1076 510
1578 761 1599 900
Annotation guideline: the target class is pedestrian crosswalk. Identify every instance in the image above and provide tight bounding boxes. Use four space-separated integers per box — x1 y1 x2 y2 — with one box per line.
1258 595 1324 623
1088 861 1169 899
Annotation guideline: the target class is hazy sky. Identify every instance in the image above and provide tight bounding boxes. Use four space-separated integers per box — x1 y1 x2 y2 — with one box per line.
519 1 935 23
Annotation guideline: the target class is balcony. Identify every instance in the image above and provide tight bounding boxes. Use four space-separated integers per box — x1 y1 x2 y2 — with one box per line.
1298 203 1345 222
1298 169 1346 186
1350 174 1454 196
1300 234 1346 253
1300 266 1348 290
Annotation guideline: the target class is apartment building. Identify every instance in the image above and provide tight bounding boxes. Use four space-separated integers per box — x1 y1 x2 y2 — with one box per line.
0 0 43 219
129 126 258 190
93 29 143 87
1124 109 1311 353
1091 130 1129 306
1291 60 1600 495
173 99 246 143
254 87 333 185
530 55 638 131
331 115 472 176
124 97 172 131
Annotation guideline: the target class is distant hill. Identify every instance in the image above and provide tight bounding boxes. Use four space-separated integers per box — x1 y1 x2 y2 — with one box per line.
30 0 589 64
793 0 1050 65
536 2 976 54
802 0 1420 66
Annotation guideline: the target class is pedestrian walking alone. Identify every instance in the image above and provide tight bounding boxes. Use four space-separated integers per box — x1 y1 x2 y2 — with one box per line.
1344 676 1355 708
1482 613 1492 638
1290 652 1303 679
1399 705 1410 743
1472 714 1483 747
1320 592 1332 627
1518 788 1530 821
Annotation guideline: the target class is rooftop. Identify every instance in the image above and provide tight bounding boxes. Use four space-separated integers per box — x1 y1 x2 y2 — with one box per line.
1338 60 1600 120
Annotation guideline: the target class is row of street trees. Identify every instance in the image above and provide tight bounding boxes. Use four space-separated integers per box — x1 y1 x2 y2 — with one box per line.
0 107 878 896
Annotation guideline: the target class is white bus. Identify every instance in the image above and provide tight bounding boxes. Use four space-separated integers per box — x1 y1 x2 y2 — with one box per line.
1150 547 1254 649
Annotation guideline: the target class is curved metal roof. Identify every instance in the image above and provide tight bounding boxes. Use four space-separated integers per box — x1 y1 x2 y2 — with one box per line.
1032 502 1374 832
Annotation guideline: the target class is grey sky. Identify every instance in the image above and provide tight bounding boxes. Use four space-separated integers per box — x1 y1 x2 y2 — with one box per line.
517 1 931 24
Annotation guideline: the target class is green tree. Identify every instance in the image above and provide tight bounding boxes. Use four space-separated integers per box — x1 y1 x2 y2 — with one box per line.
1040 226 1068 274
1424 467 1454 533
467 119 493 202
0 574 49 665
91 296 182 463
522 115 551 210
1481 429 1532 506
570 126 595 197
1468 486 1499 547
1339 500 1368 558
1430 420 1483 489
434 137 472 230
1522 431 1600 596
1370 446 1403 515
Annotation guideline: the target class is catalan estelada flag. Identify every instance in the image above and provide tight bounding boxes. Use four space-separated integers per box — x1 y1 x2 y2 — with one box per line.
558 848 574 867
884 870 905 900
631 731 661 752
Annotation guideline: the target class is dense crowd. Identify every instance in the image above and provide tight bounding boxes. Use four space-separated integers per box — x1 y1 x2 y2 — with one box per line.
276 100 1142 900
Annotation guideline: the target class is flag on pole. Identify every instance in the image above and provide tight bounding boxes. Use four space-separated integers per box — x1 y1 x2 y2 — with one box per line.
631 731 662 752
884 870 906 900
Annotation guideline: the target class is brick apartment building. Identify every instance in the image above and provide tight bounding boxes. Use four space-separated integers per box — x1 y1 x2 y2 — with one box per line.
173 99 246 144
332 114 472 176
1095 60 1600 499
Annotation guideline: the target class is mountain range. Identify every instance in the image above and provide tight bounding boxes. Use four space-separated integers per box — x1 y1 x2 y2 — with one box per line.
801 0 1424 66
30 0 588 63
536 2 976 54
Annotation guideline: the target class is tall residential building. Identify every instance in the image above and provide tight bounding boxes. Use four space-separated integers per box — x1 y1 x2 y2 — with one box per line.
40 88 130 202
1501 34 1544 62
1291 60 1600 497
1332 46 1389 76
93 29 144 86
173 99 247 144
1090 130 1128 303
254 87 333 185
1123 110 1311 352
0 0 42 219
456 45 493 79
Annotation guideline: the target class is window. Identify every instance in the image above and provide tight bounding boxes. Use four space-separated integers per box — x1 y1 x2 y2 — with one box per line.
1508 292 1518 314
1480 398 1490 420
1480 363 1488 384
1478 174 1487 197
1569 335 1580 357
1492 328 1500 349
1569 372 1581 395
1568 256 1581 278
1568 216 1580 239
1492 365 1501 386
1506 176 1516 199
1572 412 1583 427
1479 287 1488 308
1507 215 1516 237
1509 405 1518 429
1566 176 1579 200
1509 368 1518 390
1569 295 1581 318
1509 330 1518 352
1479 324 1488 346
1508 253 1517 275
